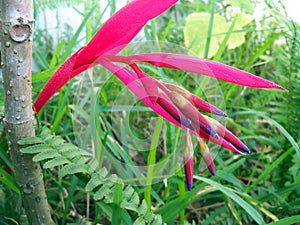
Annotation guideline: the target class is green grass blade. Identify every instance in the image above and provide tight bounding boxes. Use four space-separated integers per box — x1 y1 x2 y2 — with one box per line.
231 108 300 157
266 216 300 225
112 182 124 225
213 14 238 61
145 117 163 212
62 176 78 225
243 32 283 70
204 0 216 58
194 176 265 225
246 147 294 193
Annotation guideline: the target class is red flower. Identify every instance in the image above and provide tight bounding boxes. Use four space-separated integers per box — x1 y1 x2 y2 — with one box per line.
33 0 285 190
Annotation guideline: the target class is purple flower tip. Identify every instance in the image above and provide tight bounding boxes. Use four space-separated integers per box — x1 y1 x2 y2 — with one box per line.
240 144 251 154
220 112 228 117
186 182 193 191
210 169 216 176
201 125 219 139
181 116 196 132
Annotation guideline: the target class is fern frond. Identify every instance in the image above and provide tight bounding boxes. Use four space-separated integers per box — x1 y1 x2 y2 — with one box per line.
19 126 164 224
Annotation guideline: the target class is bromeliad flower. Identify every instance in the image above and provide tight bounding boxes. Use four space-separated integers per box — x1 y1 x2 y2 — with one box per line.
33 0 285 191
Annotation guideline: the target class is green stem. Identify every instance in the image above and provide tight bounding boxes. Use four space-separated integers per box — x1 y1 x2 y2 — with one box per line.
145 117 163 212
112 181 124 225
204 0 216 58
176 164 186 224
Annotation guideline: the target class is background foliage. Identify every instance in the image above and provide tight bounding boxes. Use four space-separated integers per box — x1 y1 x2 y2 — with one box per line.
0 0 299 224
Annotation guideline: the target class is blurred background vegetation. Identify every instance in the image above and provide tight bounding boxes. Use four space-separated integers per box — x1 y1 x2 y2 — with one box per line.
0 0 299 224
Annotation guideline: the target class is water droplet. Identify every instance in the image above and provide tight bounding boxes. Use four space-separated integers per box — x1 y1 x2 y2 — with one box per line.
6 90 11 95
4 30 8 35
17 72 21 76
16 116 21 120
17 108 21 112
17 8 21 12
21 105 25 108
15 97 19 101
18 59 23 63
9 80 13 88
13 50 18 54
5 42 10 47
7 129 11 133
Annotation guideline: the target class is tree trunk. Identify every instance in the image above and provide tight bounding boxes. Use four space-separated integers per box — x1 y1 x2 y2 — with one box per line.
0 1 52 224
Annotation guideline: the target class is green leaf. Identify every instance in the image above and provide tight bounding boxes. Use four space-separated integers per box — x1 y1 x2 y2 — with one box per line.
57 144 82 158
150 215 163 225
43 156 70 168
59 164 89 178
232 109 300 157
194 176 265 225
246 147 294 192
18 137 44 145
85 173 104 192
20 144 53 154
50 136 66 146
266 216 300 225
137 200 148 216
112 182 124 225
0 167 19 194
217 171 244 190
184 12 253 58
133 217 146 225
32 150 61 162
94 185 113 201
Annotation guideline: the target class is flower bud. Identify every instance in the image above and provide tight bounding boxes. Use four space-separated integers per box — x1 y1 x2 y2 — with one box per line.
203 115 250 153
197 137 216 176
168 91 218 138
183 131 194 191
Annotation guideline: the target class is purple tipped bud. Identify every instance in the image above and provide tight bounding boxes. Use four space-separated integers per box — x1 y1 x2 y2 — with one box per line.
184 156 194 191
168 91 218 138
183 131 194 191
162 82 227 117
156 92 196 131
203 115 251 154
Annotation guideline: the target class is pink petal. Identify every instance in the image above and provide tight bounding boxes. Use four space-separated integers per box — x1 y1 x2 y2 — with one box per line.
74 0 178 68
99 60 185 128
34 0 177 113
190 94 227 117
33 48 96 113
105 54 286 90
130 63 159 105
100 60 247 154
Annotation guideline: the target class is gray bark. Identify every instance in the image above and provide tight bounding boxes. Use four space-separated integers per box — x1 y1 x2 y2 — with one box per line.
0 1 52 224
